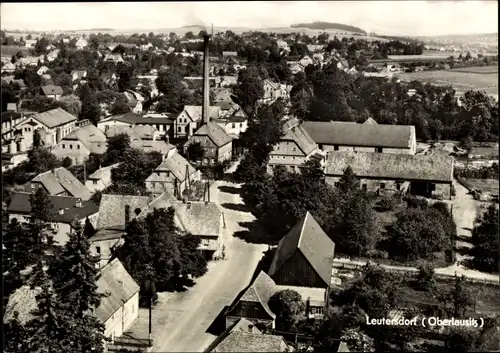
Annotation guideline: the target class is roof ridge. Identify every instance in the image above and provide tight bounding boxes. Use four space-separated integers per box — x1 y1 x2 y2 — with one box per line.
297 211 309 249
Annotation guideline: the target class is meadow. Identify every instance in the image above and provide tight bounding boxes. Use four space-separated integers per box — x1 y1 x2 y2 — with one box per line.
394 67 498 97
0 45 32 57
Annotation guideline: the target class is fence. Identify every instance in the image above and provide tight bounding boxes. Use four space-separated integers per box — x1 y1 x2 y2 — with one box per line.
332 260 499 285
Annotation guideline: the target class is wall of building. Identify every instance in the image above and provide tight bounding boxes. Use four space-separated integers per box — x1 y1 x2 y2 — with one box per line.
175 112 198 137
272 140 306 157
146 178 177 197
225 315 274 331
90 238 123 269
85 176 112 193
217 120 247 136
325 175 451 200
97 120 130 132
104 291 139 340
319 144 413 155
7 214 72 246
217 141 232 162
52 139 92 165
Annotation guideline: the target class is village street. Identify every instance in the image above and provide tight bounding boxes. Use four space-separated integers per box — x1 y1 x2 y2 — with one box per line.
126 174 267 352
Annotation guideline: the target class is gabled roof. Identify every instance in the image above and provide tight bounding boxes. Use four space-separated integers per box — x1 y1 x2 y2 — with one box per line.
153 151 197 182
138 140 176 155
363 117 378 125
263 79 280 90
7 192 99 224
95 258 140 323
41 85 63 96
31 167 92 200
182 105 221 122
193 122 233 148
278 122 317 156
236 271 277 319
32 108 78 129
96 194 150 229
63 124 107 154
324 151 454 182
87 163 120 181
268 212 335 287
302 121 415 149
171 201 223 237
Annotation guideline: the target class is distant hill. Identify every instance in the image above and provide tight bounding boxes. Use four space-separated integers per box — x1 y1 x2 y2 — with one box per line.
291 22 366 34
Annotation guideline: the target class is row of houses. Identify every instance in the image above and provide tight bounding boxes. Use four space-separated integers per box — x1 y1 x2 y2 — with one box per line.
269 118 454 200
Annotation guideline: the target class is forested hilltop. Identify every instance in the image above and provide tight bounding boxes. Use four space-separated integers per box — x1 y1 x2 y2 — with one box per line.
291 21 366 34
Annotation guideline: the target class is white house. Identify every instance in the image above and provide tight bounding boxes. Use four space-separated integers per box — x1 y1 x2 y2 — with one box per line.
75 38 88 50
85 163 120 193
174 105 222 138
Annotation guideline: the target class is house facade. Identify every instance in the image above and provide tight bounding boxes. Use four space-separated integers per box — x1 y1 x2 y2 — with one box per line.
95 259 140 342
174 106 222 138
302 121 417 155
268 119 322 173
7 192 99 246
324 152 454 200
27 167 92 200
12 108 78 148
185 122 233 164
52 122 107 164
145 150 200 198
85 163 120 193
40 85 63 100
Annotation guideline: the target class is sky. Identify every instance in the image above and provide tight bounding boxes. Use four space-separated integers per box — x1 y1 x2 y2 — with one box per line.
1 1 498 36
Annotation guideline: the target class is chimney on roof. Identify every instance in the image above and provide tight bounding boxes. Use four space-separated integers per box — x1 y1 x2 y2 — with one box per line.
59 208 65 215
202 33 211 125
248 324 254 333
125 205 130 224
75 199 82 208
187 202 191 209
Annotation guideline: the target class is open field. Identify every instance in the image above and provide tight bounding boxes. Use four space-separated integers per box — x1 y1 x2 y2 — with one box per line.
394 69 498 97
450 66 498 74
459 179 499 195
0 45 32 57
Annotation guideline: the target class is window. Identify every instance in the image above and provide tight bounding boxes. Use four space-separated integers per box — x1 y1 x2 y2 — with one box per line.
93 180 98 185
310 307 323 315
77 145 80 149
96 246 101 254
430 183 436 191
396 182 401 191
362 184 367 191
70 144 73 149
231 123 235 128
239 123 242 127
376 147 383 153
380 182 386 189
292 147 296 152
334 145 339 151
62 144 66 149
334 182 340 187
178 126 182 132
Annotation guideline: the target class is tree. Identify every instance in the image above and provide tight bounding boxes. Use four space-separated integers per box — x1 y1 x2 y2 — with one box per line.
155 69 193 114
233 66 265 115
28 188 55 247
117 208 207 299
109 94 132 115
48 221 107 352
269 289 305 332
440 276 475 318
445 328 479 353
80 96 102 125
57 94 82 116
3 313 28 353
186 142 205 161
61 156 72 168
470 203 499 273
84 217 96 238
388 206 452 262
103 133 131 165
24 280 73 352
21 96 59 113
415 264 436 291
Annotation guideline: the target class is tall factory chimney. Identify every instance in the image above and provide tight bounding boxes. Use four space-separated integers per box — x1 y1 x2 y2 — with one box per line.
202 33 211 125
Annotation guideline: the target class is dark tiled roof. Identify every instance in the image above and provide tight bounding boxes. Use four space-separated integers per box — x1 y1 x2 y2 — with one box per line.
7 192 99 224
41 85 63 96
302 121 415 149
95 259 140 323
171 201 223 237
153 151 197 182
324 151 454 182
193 122 233 147
102 113 173 125
96 194 150 229
269 212 335 287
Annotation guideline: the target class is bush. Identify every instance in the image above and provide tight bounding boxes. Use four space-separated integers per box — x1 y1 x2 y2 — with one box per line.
404 196 428 209
61 156 72 168
365 249 389 259
377 195 399 211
